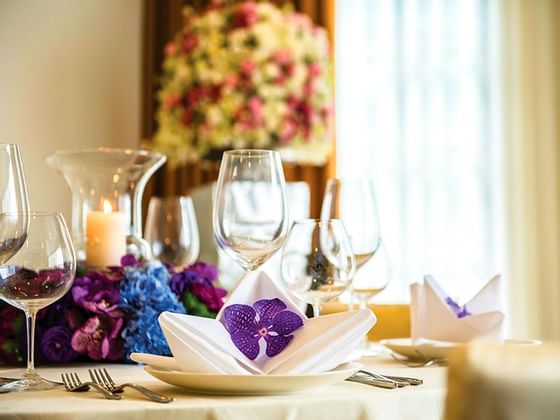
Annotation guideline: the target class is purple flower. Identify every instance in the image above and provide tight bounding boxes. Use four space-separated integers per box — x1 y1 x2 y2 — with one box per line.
0 304 22 336
40 326 76 363
192 282 226 312
71 316 125 361
120 254 139 268
170 262 224 311
188 262 218 282
222 298 303 360
445 297 472 318
71 273 124 318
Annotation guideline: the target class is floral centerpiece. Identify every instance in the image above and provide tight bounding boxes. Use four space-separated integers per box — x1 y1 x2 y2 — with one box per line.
151 0 333 166
0 256 226 364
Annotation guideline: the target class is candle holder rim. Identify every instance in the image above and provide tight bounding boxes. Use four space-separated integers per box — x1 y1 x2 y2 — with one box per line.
45 147 166 161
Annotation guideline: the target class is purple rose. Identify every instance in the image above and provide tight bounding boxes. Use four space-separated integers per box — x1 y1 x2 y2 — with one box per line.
40 326 76 363
71 273 124 318
71 316 125 361
192 282 226 312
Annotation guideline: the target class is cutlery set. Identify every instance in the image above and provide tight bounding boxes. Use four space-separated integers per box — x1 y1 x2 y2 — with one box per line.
59 368 173 402
346 370 423 389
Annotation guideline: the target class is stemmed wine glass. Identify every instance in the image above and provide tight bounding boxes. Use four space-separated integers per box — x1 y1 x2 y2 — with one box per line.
281 219 356 317
0 144 30 263
321 178 388 309
213 150 288 273
0 212 76 392
145 196 200 267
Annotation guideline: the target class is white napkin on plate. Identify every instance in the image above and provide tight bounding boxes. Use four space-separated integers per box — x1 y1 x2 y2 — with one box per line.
410 274 504 342
132 270 376 375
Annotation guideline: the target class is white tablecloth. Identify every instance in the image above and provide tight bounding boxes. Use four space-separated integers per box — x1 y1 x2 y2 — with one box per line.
0 357 446 420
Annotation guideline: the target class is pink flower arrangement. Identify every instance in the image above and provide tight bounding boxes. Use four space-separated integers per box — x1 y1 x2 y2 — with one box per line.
151 0 333 165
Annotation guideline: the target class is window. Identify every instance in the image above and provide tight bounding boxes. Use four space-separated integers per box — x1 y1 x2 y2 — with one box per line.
336 0 503 301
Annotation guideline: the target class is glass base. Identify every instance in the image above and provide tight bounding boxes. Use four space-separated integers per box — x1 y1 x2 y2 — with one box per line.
1 373 62 392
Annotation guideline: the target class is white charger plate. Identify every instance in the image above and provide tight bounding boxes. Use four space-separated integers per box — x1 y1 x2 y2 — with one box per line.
380 338 543 361
144 362 361 395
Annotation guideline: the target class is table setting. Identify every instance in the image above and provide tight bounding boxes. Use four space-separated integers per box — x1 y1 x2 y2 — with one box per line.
0 142 547 420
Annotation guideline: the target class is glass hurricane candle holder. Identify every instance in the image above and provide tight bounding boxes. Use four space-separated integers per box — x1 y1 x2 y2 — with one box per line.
46 148 166 266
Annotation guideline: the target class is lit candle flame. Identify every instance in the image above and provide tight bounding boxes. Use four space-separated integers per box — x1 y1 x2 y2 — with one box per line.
103 199 112 214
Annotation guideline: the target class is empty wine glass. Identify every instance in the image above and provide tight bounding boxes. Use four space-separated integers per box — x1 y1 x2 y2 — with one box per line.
321 178 387 307
213 150 288 272
281 219 356 317
0 144 30 264
145 196 200 267
0 212 76 392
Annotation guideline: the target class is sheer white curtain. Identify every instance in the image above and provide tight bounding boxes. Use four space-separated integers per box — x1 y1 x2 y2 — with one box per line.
335 0 503 302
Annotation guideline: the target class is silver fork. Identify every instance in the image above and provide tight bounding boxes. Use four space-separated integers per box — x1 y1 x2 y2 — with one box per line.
390 351 447 367
61 372 121 400
89 368 174 403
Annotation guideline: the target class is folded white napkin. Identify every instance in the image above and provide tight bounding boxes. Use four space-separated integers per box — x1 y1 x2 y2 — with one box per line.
410 275 504 342
132 270 375 375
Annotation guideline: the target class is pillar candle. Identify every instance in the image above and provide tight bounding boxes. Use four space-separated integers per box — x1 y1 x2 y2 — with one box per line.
86 200 127 267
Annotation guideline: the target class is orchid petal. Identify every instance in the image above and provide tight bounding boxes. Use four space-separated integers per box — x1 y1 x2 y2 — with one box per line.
254 298 286 326
231 330 260 360
264 334 293 357
270 310 304 336
222 304 259 334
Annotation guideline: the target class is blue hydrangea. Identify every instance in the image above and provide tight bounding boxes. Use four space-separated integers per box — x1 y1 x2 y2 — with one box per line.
119 262 186 358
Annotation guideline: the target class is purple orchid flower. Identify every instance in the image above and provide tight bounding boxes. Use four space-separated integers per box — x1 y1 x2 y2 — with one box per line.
70 315 125 361
71 273 124 318
222 298 304 360
445 297 472 318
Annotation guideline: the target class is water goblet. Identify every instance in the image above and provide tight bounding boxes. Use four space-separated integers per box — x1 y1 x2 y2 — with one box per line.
321 178 387 307
0 144 30 263
0 212 76 392
213 149 288 273
281 219 356 317
145 196 200 267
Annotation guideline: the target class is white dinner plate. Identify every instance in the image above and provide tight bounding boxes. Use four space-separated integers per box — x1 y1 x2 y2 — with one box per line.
144 362 361 395
381 337 543 361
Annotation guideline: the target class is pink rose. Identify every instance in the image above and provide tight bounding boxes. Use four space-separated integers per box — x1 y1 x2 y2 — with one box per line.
280 117 298 144
308 62 322 78
231 1 258 29
247 96 263 120
164 94 181 110
164 42 177 57
183 32 198 54
240 59 256 75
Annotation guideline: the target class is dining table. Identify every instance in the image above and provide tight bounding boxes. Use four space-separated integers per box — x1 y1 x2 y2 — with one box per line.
0 353 447 420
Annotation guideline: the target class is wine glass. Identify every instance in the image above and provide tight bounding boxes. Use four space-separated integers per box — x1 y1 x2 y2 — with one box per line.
0 144 30 264
321 178 387 308
213 149 288 272
145 196 200 267
0 212 76 392
281 219 356 317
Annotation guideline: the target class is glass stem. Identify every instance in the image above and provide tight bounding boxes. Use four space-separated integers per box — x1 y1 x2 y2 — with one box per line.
312 301 321 318
357 297 369 348
347 287 355 311
24 309 38 377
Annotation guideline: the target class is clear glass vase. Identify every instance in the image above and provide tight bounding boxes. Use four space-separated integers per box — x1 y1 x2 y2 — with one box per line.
45 148 166 266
